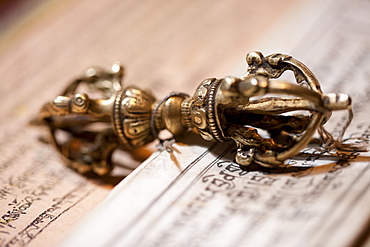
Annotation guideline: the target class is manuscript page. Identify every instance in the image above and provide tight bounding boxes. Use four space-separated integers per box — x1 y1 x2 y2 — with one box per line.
62 0 370 246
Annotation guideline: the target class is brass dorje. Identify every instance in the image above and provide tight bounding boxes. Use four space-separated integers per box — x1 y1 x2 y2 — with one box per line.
39 52 352 175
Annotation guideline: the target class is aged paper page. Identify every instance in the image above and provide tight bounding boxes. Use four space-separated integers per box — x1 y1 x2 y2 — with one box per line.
62 0 370 246
0 3 111 247
0 0 298 246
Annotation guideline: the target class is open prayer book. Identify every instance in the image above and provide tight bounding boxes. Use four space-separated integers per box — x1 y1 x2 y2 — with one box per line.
0 0 369 246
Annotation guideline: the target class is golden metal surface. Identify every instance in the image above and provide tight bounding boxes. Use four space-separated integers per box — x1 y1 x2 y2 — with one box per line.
38 52 353 175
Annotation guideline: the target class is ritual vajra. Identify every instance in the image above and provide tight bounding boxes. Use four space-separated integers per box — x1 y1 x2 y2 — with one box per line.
38 51 358 175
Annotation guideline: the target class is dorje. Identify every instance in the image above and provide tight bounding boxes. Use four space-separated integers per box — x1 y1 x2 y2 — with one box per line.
38 51 352 175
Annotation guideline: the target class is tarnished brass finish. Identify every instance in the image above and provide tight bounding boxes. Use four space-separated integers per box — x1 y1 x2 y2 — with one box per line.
38 52 352 175
39 62 156 175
